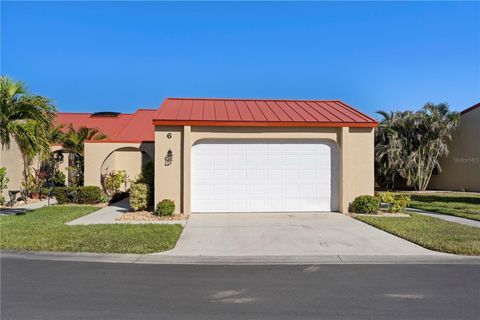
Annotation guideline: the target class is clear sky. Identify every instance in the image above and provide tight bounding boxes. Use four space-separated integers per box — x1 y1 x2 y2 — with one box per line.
1 1 479 117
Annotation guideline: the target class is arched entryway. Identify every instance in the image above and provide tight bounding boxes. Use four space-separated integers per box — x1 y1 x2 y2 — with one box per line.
100 147 153 184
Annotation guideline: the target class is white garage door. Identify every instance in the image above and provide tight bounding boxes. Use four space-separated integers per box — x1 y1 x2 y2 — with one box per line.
191 140 338 213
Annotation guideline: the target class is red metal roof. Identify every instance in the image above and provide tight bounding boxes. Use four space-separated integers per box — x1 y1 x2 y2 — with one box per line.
153 98 377 127
55 109 157 143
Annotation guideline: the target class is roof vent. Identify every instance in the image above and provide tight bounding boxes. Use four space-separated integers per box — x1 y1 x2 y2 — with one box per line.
91 112 121 117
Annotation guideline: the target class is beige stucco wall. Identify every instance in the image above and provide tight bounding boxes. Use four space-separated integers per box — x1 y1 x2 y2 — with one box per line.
84 142 154 188
429 108 480 192
343 127 375 212
0 140 24 201
0 143 72 200
100 148 150 188
154 126 184 213
154 125 375 214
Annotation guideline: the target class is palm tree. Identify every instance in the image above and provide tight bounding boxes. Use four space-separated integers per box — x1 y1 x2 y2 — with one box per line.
0 76 55 149
403 103 459 190
0 76 56 200
375 103 459 191
16 120 51 198
62 126 107 186
48 123 66 145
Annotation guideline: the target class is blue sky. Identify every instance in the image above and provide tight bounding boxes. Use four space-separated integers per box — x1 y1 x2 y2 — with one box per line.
2 1 479 117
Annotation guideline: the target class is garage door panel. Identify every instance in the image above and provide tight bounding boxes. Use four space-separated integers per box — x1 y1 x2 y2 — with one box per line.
267 154 282 166
231 144 246 153
248 199 266 210
192 140 337 212
248 184 265 196
231 184 247 194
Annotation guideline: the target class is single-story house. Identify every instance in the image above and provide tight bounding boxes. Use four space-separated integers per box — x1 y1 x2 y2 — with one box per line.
428 103 480 192
152 98 377 214
1 98 378 214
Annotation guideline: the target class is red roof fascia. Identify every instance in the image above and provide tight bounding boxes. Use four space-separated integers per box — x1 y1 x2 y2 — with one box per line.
84 139 154 144
461 103 480 115
152 120 377 128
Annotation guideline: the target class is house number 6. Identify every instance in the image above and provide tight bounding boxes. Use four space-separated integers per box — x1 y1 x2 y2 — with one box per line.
167 133 172 139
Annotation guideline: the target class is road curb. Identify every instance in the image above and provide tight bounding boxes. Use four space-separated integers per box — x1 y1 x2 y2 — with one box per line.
2 250 480 265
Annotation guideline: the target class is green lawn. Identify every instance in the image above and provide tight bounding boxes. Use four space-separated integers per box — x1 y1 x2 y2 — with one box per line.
356 213 480 255
0 206 183 254
406 192 480 221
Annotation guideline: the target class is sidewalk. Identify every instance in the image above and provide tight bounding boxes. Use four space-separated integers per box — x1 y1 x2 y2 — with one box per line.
408 208 480 228
0 198 57 215
66 198 186 225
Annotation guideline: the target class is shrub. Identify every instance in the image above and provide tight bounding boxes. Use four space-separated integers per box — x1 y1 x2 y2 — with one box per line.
129 183 150 211
53 187 77 204
154 199 175 216
77 186 103 204
53 186 103 204
136 161 154 187
102 170 128 197
377 192 411 213
377 191 395 204
350 195 380 214
52 171 66 187
391 194 411 213
0 167 9 205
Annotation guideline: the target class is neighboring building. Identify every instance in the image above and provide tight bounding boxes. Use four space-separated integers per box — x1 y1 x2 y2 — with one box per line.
56 109 156 187
1 109 156 201
1 98 377 213
428 103 480 192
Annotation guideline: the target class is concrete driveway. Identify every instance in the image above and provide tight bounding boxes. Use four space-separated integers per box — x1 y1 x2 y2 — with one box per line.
162 212 438 256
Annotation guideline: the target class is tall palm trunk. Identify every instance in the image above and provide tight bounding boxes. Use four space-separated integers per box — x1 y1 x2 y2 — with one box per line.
21 153 30 203
68 152 76 187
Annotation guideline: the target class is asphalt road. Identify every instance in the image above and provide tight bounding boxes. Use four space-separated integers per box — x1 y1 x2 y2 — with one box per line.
2 258 479 320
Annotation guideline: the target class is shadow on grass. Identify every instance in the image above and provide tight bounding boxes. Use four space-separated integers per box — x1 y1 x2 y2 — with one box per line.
410 195 480 205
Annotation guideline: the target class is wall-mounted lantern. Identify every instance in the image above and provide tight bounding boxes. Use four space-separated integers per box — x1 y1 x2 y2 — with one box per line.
165 149 173 166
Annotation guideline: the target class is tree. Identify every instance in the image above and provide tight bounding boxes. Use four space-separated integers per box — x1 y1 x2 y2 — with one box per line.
0 76 55 149
375 103 459 191
62 126 107 186
0 76 56 200
16 120 50 198
403 103 459 190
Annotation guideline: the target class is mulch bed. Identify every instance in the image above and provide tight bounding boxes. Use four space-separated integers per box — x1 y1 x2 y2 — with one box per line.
117 211 188 222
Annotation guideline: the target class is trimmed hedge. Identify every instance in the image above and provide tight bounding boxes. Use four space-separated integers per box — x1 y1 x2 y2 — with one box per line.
53 187 76 204
77 186 103 204
154 199 175 216
129 183 150 211
350 195 380 214
53 186 103 204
